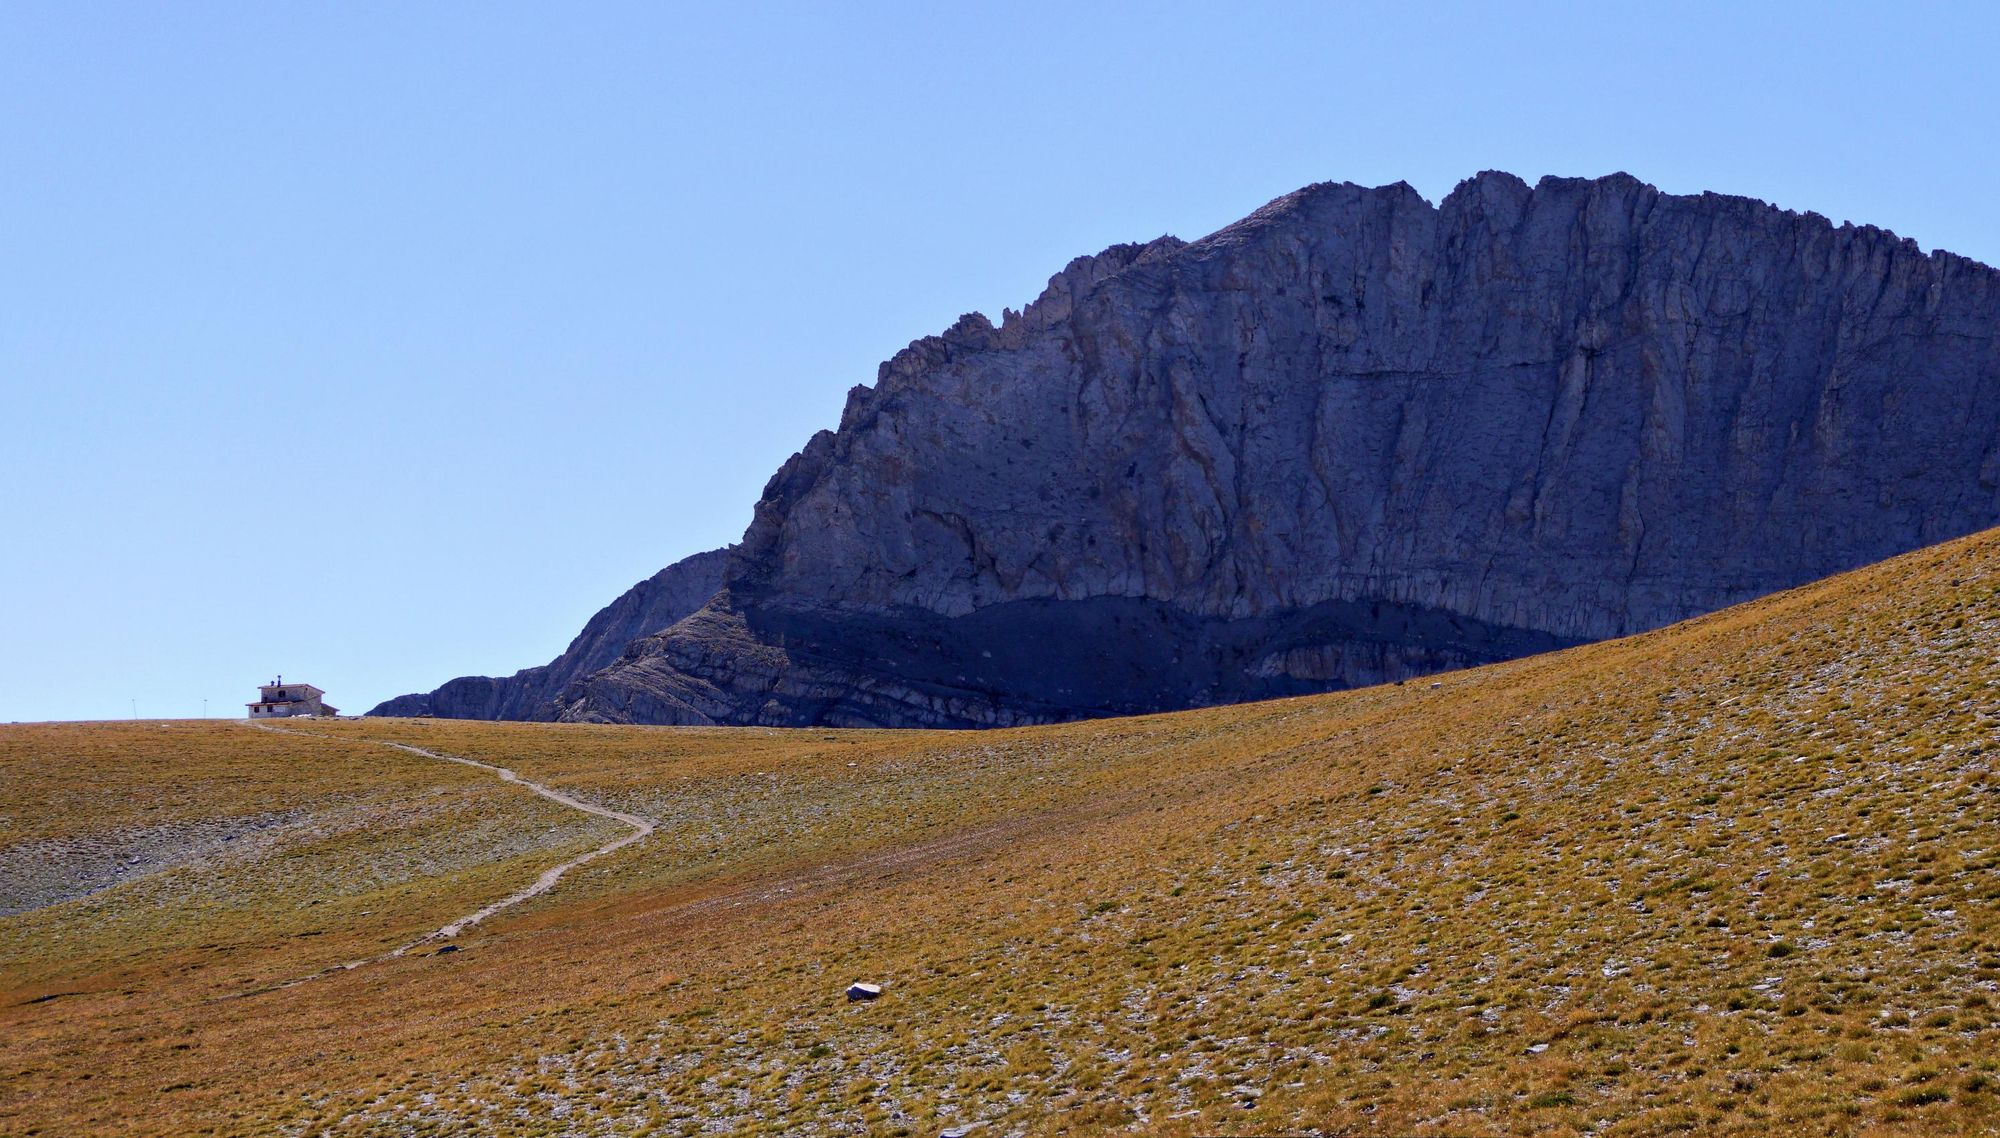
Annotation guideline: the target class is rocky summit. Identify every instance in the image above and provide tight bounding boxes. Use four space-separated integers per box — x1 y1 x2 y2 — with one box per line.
375 171 2000 727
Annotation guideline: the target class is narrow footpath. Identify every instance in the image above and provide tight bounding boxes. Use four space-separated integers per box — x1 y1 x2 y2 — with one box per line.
230 721 655 994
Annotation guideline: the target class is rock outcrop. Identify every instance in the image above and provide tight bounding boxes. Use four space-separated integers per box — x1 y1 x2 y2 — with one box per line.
388 172 2000 728
367 547 729 719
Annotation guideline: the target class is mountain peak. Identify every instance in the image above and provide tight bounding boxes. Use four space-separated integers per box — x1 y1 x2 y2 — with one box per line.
379 174 2000 729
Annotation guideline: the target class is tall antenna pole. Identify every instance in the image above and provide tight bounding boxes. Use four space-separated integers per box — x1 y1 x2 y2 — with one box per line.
130 698 137 720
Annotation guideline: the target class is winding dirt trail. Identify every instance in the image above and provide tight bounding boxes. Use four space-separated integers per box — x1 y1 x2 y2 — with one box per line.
231 722 655 993
369 739 656 948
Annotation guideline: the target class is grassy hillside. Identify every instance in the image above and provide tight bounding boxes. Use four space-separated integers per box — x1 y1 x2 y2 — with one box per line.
4 528 1999 1136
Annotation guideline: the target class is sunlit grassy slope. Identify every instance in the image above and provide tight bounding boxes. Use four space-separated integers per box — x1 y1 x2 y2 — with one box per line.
4 528 1999 1137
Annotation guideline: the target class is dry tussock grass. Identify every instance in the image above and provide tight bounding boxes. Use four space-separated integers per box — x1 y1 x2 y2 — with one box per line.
4 529 1999 1136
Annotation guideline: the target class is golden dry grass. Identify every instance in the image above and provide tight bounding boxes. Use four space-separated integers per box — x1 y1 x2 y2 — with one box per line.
4 528 2000 1136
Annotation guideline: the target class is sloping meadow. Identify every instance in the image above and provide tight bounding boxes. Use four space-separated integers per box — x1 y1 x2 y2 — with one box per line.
5 528 1999 1136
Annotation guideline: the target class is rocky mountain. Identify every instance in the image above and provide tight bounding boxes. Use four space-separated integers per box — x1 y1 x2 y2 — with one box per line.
368 547 729 719
379 171 2000 727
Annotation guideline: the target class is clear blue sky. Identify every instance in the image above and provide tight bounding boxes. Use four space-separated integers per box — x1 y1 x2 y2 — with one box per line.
4 2 1996 722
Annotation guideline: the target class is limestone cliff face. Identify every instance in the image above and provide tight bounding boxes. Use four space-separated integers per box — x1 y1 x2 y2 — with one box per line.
410 171 2000 727
366 547 729 719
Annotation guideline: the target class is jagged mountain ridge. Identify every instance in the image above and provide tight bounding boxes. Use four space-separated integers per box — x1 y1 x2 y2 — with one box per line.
379 171 2000 726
